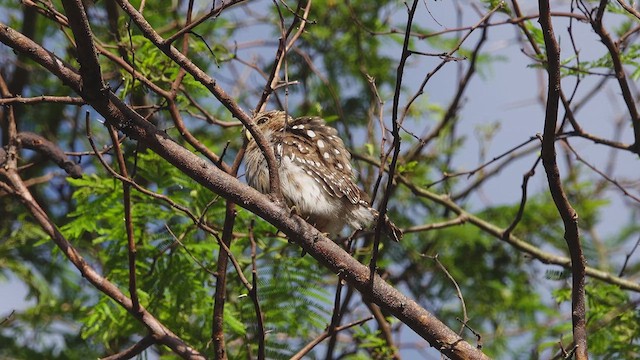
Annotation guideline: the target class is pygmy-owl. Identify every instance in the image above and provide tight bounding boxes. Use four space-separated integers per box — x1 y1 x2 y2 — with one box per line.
244 110 402 242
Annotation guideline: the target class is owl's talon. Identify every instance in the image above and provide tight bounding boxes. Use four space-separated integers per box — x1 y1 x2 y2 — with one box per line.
267 193 286 208
289 205 300 216
313 232 329 242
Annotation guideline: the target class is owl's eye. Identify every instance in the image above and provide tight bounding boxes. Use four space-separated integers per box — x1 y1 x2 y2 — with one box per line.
256 116 269 125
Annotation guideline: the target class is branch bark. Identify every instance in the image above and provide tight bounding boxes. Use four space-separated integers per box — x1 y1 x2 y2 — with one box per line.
16 132 83 178
538 1 588 359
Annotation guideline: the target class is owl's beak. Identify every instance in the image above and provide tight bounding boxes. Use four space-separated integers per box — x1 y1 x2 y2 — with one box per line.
244 127 253 141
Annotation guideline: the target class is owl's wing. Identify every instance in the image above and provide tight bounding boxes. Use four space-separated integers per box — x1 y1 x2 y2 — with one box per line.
271 116 364 205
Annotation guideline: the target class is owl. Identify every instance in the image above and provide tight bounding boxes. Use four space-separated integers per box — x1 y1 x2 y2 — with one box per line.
244 110 401 242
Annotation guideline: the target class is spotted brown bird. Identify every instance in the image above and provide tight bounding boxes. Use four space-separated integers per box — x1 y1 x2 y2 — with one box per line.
245 110 401 242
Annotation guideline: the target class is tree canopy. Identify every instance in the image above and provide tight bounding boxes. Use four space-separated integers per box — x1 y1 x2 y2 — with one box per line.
1 0 639 359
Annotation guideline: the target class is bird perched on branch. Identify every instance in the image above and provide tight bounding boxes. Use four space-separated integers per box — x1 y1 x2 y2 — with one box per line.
244 110 402 242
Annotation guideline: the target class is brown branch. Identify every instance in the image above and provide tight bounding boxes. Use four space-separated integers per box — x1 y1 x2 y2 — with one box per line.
363 301 400 360
417 11 587 39
619 234 640 277
107 123 140 313
426 136 539 189
0 310 15 326
423 254 469 336
163 0 248 46
324 276 345 358
403 216 468 234
510 0 636 158
0 95 85 105
249 222 266 360
211 200 234 360
254 0 311 113
290 316 374 360
99 334 155 360
60 0 106 101
563 140 640 203
370 0 419 281
167 10 234 175
403 4 492 160
538 2 588 358
559 130 635 152
502 155 542 239
7 5 37 96
17 132 82 178
591 0 640 153
0 173 54 197
451 144 540 201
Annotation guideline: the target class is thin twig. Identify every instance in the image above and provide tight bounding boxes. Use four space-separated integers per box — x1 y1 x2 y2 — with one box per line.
370 0 419 286
291 316 374 360
254 0 311 113
590 0 640 152
163 0 248 46
248 221 266 360
426 136 539 188
618 234 640 277
502 155 542 239
424 254 468 333
0 95 84 105
163 224 218 277
324 277 345 359
563 140 640 203
403 216 467 234
99 334 155 360
106 122 140 313
363 301 400 359
456 317 483 349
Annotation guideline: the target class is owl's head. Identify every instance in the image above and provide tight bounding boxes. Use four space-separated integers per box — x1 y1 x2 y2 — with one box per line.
245 110 292 141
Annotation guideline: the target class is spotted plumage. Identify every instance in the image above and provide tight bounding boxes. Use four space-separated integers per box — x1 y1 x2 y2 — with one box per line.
244 110 402 241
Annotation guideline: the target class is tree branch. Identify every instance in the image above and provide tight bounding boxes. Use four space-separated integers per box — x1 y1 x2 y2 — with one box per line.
17 132 82 178
100 334 155 360
591 0 640 153
538 1 588 358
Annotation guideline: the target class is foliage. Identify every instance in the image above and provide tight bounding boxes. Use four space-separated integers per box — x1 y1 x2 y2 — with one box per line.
1 0 639 359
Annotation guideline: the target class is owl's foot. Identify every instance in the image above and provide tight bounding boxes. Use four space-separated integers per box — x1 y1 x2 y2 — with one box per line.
382 214 403 242
371 210 403 242
267 193 287 208
288 204 300 217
